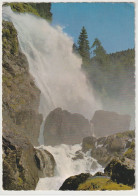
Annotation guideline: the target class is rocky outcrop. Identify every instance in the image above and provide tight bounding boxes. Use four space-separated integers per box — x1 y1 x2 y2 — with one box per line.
82 136 97 152
104 158 135 186
2 21 42 146
3 130 39 190
59 173 92 190
35 148 56 178
123 140 135 160
91 110 131 137
82 130 135 167
43 108 92 145
59 173 132 191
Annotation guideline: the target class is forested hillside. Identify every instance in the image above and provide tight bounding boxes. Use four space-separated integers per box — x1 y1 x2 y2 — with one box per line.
74 26 135 125
4 2 52 21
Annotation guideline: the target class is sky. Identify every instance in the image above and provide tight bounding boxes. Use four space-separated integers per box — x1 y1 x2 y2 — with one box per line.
51 2 135 54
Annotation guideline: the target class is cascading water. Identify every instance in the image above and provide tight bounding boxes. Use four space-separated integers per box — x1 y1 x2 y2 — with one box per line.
3 6 101 121
36 144 104 190
3 6 103 190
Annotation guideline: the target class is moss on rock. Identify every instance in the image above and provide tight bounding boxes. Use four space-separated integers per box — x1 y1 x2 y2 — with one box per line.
78 177 132 190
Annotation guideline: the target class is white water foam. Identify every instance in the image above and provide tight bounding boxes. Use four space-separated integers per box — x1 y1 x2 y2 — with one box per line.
36 144 104 190
2 6 101 122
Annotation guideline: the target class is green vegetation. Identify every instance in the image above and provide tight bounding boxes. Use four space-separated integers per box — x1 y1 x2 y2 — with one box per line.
30 3 52 21
77 177 132 190
77 26 90 66
2 21 18 55
4 2 52 21
116 130 135 138
124 140 135 159
74 26 135 115
6 3 40 16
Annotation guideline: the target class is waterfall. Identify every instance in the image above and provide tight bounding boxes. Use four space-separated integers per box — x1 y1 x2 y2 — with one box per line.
2 6 103 190
3 6 101 123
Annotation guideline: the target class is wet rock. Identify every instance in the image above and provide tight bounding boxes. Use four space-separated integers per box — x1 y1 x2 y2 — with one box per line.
82 130 135 167
35 148 56 177
3 130 39 190
59 173 92 190
82 136 97 152
91 147 112 167
43 108 92 145
72 151 84 160
91 160 99 170
104 158 135 186
105 136 125 153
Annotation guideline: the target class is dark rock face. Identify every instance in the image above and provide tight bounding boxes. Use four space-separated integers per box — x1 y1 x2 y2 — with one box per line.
91 110 131 137
104 158 135 186
3 130 39 190
35 148 56 178
2 21 42 146
43 108 92 145
82 130 135 167
59 173 92 190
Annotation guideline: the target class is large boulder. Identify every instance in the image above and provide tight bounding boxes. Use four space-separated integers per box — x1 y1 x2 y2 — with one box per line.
104 158 135 186
91 147 112 167
43 108 92 145
59 173 92 190
3 130 39 190
35 148 56 178
2 21 42 146
91 110 131 137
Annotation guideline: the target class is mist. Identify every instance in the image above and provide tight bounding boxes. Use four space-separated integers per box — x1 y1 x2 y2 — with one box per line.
85 58 135 129
3 6 102 121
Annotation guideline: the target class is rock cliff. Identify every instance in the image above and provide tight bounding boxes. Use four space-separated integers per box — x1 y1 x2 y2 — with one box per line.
2 20 43 146
43 108 92 145
2 20 44 190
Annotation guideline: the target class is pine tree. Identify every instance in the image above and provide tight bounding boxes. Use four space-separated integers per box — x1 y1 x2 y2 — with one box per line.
77 26 90 65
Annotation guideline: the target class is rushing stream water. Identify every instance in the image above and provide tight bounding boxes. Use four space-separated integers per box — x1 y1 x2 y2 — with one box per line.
36 144 104 190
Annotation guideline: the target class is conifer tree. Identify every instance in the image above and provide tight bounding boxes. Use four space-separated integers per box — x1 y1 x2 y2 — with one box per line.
77 26 90 65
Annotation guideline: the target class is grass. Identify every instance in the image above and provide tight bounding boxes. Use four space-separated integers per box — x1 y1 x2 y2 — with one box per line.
77 177 132 191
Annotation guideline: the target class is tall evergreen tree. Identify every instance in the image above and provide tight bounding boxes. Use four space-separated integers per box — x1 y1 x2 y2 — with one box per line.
77 26 90 65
